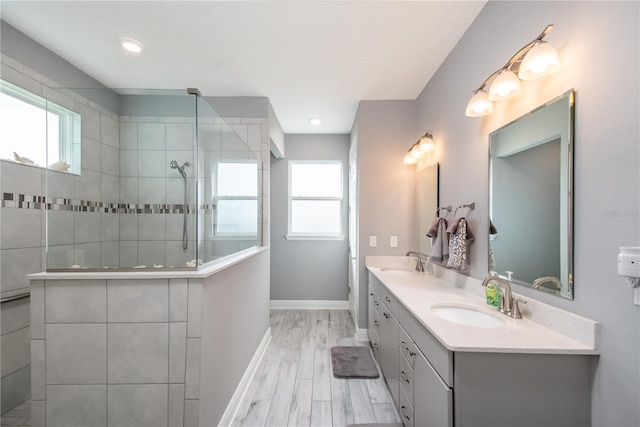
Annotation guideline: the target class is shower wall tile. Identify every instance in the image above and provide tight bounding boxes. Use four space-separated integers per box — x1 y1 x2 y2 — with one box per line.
1 62 42 96
101 144 119 176
159 116 186 123
74 242 100 267
119 241 138 267
0 366 31 416
166 177 191 204
169 384 185 427
138 150 166 177
166 241 191 269
166 214 193 241
107 384 168 427
74 212 100 244
1 247 42 292
0 297 30 335
0 327 30 377
169 322 187 383
46 323 107 384
46 385 107 427
75 169 101 202
120 150 138 177
138 214 166 241
166 150 193 176
169 279 188 322
198 123 221 150
184 399 199 427
120 177 139 204
81 137 101 172
248 124 262 152
166 123 194 150
31 340 45 401
101 212 120 241
120 122 138 149
107 323 169 384
45 280 106 323
138 123 166 150
101 174 120 203
184 338 201 400
107 279 169 323
1 160 43 195
138 240 166 267
47 169 75 199
138 177 166 204
74 102 101 141
1 207 42 249
31 400 45 427
101 115 119 148
47 245 74 270
119 214 138 241
100 241 119 268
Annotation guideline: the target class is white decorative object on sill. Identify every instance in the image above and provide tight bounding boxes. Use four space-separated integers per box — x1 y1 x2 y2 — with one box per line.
49 161 71 172
13 152 35 165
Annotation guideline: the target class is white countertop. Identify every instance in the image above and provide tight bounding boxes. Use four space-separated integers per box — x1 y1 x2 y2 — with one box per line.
366 256 600 355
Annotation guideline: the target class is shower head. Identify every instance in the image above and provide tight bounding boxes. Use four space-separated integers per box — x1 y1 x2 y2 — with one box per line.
170 160 190 178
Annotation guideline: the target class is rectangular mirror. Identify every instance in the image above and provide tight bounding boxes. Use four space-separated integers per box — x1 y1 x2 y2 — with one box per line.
417 163 439 255
489 90 574 299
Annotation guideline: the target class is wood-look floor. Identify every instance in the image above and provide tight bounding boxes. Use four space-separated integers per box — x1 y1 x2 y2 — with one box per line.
231 309 400 427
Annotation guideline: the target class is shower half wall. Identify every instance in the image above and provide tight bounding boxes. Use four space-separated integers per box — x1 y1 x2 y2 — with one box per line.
43 88 264 270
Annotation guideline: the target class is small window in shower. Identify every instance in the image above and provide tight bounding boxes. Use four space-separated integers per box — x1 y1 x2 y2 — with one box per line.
0 79 81 174
215 162 259 235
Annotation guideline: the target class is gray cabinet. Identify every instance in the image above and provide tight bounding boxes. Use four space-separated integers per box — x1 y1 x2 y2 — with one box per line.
367 271 594 427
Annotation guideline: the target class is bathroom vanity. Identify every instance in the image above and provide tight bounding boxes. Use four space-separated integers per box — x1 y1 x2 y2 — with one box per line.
366 256 600 427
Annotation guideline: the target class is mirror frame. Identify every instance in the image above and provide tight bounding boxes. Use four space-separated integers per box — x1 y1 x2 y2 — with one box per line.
488 89 575 299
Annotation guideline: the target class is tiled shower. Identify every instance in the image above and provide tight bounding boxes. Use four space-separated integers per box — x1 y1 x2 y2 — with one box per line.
0 53 268 418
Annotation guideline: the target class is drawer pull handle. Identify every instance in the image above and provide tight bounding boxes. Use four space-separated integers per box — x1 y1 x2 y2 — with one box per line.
370 292 374 296
400 405 411 421
373 343 380 350
374 301 379 306
385 296 391 303
400 371 410 384
383 312 390 319
374 320 379 327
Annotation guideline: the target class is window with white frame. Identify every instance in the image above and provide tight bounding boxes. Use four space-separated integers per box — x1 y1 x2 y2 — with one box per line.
0 79 81 174
214 161 259 236
288 161 343 239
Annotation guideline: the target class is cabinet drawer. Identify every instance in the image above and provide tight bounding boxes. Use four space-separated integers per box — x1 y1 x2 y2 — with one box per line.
399 303 453 387
399 325 417 369
370 274 399 316
399 348 414 405
399 384 414 427
370 328 381 360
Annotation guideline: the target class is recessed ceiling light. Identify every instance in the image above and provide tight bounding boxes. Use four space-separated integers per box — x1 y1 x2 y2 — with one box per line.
309 118 322 126
120 37 146 53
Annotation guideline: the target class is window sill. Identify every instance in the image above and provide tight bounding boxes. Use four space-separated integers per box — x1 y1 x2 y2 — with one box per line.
285 234 345 241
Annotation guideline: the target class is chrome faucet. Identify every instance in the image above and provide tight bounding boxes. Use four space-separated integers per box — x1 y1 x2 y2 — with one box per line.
480 276 527 319
406 251 432 274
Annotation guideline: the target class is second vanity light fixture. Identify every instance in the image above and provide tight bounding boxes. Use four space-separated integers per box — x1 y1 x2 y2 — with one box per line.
465 25 560 117
403 132 434 164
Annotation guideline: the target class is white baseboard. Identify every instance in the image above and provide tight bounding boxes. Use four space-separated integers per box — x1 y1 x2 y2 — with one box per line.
218 327 272 427
355 327 369 343
270 300 349 310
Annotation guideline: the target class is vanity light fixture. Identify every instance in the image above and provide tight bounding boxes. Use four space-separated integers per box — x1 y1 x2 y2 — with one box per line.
120 37 146 53
403 132 434 165
465 25 560 117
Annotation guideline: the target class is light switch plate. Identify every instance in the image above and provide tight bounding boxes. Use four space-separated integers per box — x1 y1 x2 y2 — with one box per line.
390 236 398 247
369 236 377 247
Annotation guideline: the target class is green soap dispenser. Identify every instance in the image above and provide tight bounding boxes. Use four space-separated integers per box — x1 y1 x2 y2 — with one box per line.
485 272 502 307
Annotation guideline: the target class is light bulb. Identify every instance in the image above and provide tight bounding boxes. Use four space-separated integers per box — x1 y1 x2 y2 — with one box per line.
410 145 422 159
465 90 494 117
403 153 418 165
518 41 560 80
419 135 434 152
488 69 522 101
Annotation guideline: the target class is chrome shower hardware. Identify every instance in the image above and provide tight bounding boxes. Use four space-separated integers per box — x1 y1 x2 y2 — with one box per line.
170 160 191 250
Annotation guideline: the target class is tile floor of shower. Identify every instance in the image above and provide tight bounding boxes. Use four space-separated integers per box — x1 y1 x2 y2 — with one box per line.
1 401 30 426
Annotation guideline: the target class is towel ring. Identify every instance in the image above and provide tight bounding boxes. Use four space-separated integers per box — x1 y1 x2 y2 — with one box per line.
435 205 452 218
453 202 475 217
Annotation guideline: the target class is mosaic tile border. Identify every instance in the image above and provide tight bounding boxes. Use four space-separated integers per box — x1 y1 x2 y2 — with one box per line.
1 192 215 214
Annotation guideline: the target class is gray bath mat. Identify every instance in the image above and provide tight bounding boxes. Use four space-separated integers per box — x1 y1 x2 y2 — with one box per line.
330 346 379 379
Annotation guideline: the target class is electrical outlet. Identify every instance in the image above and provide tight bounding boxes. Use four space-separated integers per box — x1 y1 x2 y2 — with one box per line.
369 236 377 247
390 236 398 247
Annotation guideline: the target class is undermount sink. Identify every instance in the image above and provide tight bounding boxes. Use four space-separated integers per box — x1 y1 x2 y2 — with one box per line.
431 304 505 328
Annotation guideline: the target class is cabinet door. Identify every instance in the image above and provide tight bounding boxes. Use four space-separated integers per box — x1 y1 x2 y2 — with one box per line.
379 308 399 405
368 285 377 341
414 350 453 427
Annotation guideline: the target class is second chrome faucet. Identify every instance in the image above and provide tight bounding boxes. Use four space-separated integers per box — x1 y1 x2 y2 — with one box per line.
480 276 527 319
406 251 433 274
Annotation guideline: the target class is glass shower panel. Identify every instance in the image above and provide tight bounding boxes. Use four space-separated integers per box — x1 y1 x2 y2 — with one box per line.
195 96 261 265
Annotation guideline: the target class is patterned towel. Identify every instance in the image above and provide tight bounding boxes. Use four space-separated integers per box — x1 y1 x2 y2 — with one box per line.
447 217 474 270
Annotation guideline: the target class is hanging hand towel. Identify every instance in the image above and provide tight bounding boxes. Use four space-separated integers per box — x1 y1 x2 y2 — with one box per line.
428 218 449 261
447 217 474 271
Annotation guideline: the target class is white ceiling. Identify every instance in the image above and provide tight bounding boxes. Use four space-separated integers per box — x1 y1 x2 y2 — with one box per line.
0 1 486 133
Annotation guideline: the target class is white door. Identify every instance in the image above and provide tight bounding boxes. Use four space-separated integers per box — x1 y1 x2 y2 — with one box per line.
348 137 358 330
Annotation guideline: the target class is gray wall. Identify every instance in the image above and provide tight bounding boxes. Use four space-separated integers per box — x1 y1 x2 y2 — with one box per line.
415 2 639 425
270 134 350 301
352 100 419 328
